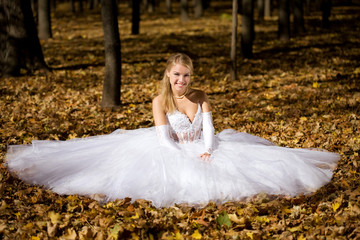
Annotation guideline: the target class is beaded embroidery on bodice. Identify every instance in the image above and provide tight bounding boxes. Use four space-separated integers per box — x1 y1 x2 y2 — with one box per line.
166 103 202 143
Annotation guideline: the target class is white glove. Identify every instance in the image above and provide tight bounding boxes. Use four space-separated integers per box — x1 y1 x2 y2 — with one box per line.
202 112 215 154
156 125 180 151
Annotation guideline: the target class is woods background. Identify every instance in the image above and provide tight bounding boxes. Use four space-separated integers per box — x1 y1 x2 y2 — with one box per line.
0 0 359 239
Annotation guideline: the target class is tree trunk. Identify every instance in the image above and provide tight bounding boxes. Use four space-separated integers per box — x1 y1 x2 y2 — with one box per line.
38 0 52 39
50 0 56 11
293 0 305 34
88 0 94 9
305 0 311 15
147 0 156 13
166 0 172 15
237 0 242 14
257 0 264 21
321 0 332 28
278 0 290 41
264 0 270 17
101 0 121 107
0 0 48 77
78 0 84 12
194 0 203 18
132 0 140 34
180 0 189 21
203 0 210 9
70 0 76 12
230 0 238 81
241 0 254 58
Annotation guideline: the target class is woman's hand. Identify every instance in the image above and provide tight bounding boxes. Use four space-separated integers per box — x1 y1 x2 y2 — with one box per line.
200 152 211 162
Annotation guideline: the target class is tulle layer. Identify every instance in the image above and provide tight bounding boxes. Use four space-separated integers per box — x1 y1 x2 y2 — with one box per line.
6 127 340 208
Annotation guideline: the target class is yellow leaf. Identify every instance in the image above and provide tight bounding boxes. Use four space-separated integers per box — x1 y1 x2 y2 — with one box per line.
131 212 139 219
246 232 253 239
15 212 21 219
298 234 305 240
131 232 139 240
332 202 341 212
48 211 61 224
254 216 270 223
174 230 184 240
312 82 319 88
288 226 302 232
191 230 202 239
31 237 41 240
105 202 114 208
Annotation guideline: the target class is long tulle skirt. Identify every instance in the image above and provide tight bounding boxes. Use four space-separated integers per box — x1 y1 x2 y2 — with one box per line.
6 127 340 208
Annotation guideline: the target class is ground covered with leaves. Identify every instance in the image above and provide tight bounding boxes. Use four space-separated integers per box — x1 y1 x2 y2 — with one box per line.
1 1 360 239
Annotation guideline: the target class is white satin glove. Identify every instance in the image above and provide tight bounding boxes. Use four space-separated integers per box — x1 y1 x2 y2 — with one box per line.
202 111 215 154
156 125 180 151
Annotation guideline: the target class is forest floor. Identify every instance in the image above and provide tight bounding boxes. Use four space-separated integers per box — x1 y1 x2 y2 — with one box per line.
1 1 360 239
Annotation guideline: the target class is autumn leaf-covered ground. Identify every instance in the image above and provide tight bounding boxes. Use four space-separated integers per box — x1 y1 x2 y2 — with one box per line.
1 1 360 239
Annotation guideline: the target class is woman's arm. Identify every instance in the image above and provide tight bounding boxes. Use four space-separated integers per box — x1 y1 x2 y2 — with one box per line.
199 91 215 161
152 95 168 126
152 96 180 151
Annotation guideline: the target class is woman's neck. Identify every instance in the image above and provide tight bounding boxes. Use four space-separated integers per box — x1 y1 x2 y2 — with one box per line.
173 88 188 99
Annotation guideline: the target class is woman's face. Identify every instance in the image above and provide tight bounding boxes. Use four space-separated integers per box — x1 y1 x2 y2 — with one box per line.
167 63 191 93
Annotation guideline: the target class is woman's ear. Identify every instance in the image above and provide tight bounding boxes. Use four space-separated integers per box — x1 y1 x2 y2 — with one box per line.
166 70 170 78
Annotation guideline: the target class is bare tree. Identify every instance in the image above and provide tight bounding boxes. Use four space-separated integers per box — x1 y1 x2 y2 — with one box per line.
181 0 189 21
101 0 121 107
0 0 48 77
38 0 52 39
241 0 254 58
166 0 172 15
194 0 203 18
132 0 140 34
293 0 305 34
321 0 332 28
257 0 264 21
278 0 290 41
264 0 271 17
230 0 238 81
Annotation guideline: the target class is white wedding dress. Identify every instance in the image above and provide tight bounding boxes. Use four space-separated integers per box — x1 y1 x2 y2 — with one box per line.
6 104 340 207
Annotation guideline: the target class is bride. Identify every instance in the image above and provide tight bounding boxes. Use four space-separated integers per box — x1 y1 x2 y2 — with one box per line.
6 53 340 208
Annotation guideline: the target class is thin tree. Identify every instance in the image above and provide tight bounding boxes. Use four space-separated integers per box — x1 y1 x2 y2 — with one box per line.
293 0 305 34
194 0 203 18
321 0 332 28
230 0 238 81
38 0 52 39
278 0 290 41
264 0 271 17
257 0 264 21
101 0 121 107
70 0 76 12
166 0 172 15
132 0 140 34
180 0 189 21
0 0 48 77
241 0 254 58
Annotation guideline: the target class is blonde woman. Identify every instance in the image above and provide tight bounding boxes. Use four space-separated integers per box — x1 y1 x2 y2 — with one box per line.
6 53 340 208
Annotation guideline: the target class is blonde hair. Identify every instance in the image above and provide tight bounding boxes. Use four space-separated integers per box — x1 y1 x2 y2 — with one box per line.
161 53 194 113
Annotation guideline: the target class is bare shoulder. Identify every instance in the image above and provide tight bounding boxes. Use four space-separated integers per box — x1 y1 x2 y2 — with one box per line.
152 94 164 108
152 95 167 125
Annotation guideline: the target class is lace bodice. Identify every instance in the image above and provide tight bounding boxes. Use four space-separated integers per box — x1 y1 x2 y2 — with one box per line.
166 103 202 143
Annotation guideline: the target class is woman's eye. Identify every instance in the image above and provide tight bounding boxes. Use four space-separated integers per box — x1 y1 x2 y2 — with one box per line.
174 73 179 76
